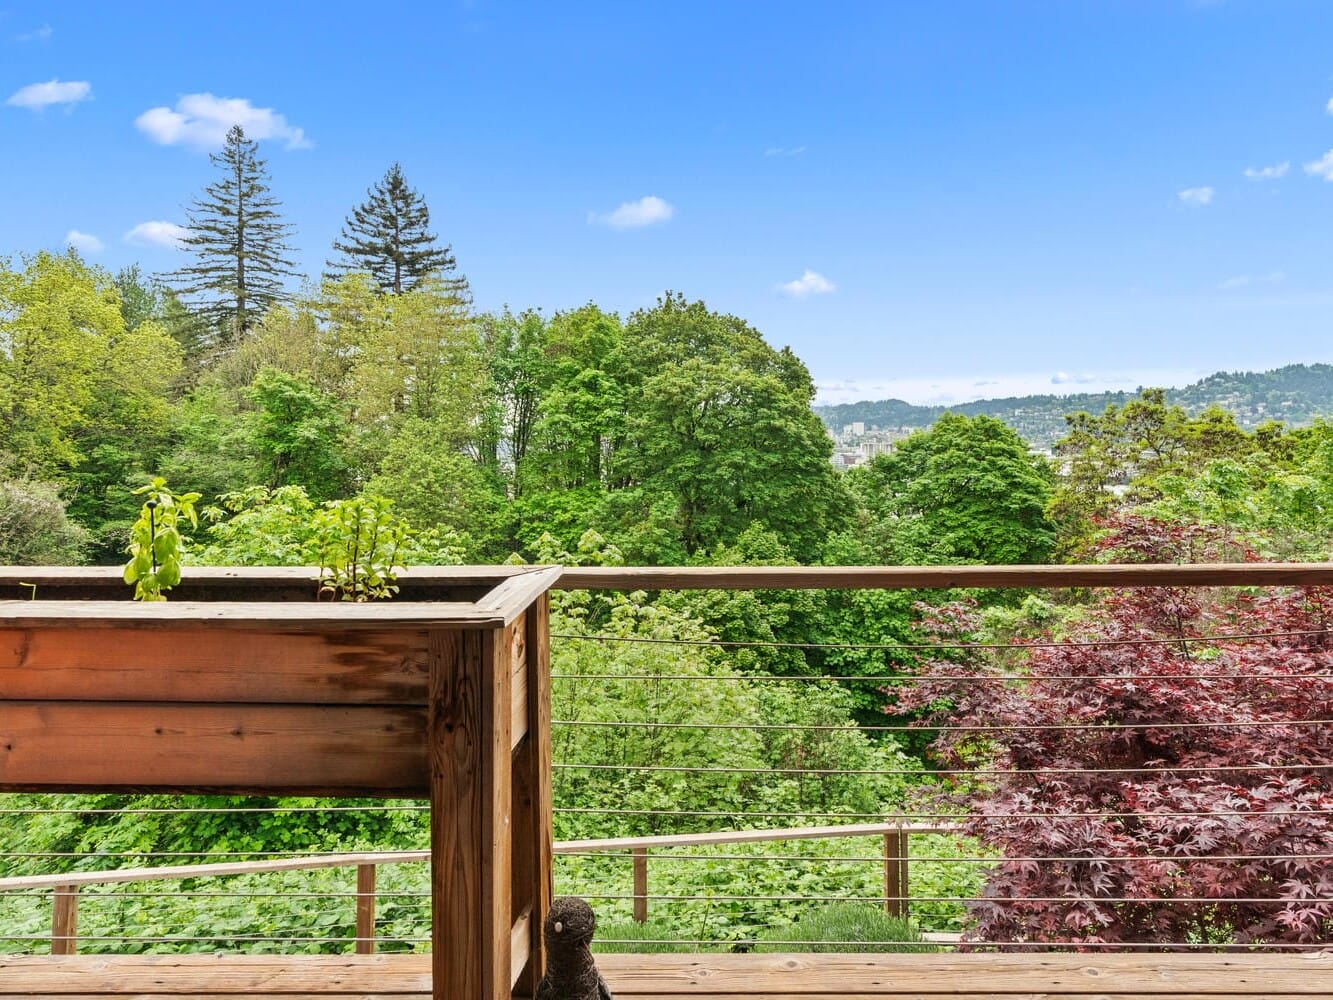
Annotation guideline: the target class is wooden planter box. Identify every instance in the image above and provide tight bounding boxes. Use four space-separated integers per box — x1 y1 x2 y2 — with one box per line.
0 565 560 1000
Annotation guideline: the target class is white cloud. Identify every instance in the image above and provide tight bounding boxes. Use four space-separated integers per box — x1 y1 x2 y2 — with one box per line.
764 146 806 157
588 195 674 229
1178 186 1214 206
6 79 91 110
16 24 52 42
778 269 836 297
64 230 103 254
1051 372 1097 385
1218 271 1285 291
135 93 312 151
1304 150 1333 181
1243 162 1289 180
1327 96 1333 115
125 221 188 249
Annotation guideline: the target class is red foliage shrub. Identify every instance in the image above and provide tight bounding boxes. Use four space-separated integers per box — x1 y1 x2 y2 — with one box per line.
894 525 1333 948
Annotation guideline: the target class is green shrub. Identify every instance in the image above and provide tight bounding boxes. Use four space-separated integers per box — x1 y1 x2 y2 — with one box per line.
592 919 723 954
753 902 931 953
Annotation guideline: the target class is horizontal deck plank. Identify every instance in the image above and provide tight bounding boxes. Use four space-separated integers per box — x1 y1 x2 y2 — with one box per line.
0 628 429 705
0 953 1328 996
598 952 1333 994
0 702 427 795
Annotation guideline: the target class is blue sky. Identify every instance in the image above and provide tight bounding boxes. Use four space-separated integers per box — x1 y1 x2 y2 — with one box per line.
4 1 1333 404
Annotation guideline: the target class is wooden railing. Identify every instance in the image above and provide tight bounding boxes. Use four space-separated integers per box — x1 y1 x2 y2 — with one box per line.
5 561 1333 971
0 822 955 953
0 566 562 1000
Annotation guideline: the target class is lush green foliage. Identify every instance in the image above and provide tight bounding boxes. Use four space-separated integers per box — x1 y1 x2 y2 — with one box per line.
122 479 200 600
6 225 1333 954
0 480 87 564
850 413 1055 565
752 903 929 952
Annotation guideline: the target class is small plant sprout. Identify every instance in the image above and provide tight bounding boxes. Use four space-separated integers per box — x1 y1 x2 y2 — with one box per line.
123 479 201 601
308 495 411 601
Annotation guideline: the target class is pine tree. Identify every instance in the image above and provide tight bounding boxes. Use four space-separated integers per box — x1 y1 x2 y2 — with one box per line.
170 125 296 346
327 163 461 295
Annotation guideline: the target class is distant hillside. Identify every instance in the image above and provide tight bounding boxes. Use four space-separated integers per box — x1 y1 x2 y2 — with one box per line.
815 363 1333 450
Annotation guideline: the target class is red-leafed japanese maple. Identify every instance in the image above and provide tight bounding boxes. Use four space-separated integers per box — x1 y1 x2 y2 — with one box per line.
895 519 1333 948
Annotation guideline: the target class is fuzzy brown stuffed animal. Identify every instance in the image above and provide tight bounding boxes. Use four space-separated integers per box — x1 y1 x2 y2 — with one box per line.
536 896 613 1000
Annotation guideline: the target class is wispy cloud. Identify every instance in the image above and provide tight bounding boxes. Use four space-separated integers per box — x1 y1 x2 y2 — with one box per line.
1051 372 1098 385
6 79 90 110
1178 186 1214 206
764 145 806 157
135 93 312 151
1327 96 1333 115
1218 271 1285 291
778 269 836 297
125 221 188 249
64 230 103 254
1243 162 1289 180
15 23 52 42
1304 150 1333 181
588 195 675 229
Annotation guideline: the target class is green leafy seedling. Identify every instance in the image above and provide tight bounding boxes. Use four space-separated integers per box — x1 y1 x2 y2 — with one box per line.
123 478 201 601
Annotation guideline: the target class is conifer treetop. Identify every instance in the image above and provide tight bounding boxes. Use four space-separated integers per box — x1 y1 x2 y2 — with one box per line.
327 162 461 295
169 124 296 347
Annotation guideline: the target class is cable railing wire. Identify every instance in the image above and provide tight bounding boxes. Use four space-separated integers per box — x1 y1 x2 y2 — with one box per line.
552 625 1333 652
4 594 1332 958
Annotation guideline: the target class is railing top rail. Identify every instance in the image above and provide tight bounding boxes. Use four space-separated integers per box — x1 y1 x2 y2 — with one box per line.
557 563 1333 590
0 599 510 628
0 566 539 588
8 563 1333 597
0 822 951 892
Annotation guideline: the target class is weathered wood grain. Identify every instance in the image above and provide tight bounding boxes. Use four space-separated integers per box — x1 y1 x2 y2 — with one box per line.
595 951 1333 993
0 702 427 794
0 564 534 604
0 628 429 704
512 592 554 995
477 566 565 625
509 614 528 749
0 952 1328 996
480 626 514 1000
0 600 505 630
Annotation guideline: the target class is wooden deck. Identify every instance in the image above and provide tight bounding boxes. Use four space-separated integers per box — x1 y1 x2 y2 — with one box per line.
1 952 1329 999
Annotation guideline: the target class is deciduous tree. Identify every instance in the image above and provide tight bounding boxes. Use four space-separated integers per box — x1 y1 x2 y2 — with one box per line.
897 520 1333 947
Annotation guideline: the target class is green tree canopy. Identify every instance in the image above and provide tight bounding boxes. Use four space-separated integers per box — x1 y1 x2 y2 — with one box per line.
613 294 849 562
852 412 1055 565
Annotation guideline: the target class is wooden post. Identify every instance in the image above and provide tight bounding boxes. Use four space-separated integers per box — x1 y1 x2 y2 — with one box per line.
51 884 78 955
429 627 513 1000
511 599 553 997
355 863 376 955
882 829 909 919
632 849 649 924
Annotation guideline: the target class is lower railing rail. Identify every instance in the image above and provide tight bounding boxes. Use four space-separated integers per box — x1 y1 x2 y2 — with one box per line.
0 823 947 954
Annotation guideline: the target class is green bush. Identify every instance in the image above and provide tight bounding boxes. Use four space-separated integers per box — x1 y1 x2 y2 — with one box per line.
592 919 723 954
753 902 931 953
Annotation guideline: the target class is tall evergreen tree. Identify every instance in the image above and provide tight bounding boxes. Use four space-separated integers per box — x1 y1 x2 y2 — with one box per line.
327 163 460 295
170 125 296 346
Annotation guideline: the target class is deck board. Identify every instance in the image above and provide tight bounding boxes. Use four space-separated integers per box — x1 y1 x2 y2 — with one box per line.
0 952 1328 997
